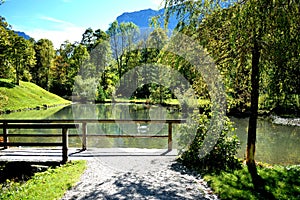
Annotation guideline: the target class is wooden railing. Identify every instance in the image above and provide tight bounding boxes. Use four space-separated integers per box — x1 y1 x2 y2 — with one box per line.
0 121 79 163
0 119 185 162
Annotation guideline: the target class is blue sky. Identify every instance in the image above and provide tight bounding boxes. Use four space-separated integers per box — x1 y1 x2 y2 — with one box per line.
0 0 164 48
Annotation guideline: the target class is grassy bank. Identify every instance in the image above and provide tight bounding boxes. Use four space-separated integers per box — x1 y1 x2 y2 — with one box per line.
0 161 86 200
204 164 300 200
0 79 70 113
0 105 68 119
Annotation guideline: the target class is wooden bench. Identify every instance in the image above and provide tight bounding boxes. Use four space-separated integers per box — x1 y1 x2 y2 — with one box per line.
0 123 79 163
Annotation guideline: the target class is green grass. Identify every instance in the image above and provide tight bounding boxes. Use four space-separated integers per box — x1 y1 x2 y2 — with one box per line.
0 161 86 200
204 164 300 200
0 79 70 113
0 105 68 119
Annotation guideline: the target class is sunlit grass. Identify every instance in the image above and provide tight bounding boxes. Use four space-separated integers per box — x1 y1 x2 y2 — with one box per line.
0 79 70 113
0 105 68 119
204 164 300 200
0 161 86 200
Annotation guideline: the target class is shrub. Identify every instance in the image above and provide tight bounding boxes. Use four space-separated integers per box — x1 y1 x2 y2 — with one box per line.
177 113 241 172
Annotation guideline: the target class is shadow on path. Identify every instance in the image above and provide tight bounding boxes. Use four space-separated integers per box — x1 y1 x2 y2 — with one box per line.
62 157 218 200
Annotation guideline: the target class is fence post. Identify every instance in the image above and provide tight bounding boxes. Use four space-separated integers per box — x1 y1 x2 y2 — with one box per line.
3 122 8 149
62 128 68 164
82 122 87 150
168 122 172 151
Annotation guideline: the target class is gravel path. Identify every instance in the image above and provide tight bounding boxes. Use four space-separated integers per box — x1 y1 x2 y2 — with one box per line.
62 149 219 200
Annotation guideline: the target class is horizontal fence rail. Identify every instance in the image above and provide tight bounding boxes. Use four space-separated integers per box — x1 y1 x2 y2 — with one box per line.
0 119 185 162
0 122 79 163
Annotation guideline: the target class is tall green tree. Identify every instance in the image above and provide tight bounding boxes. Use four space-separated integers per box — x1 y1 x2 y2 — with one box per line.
164 0 299 188
10 34 35 85
53 41 90 97
53 41 76 96
261 2 300 114
33 39 55 90
50 54 69 96
0 19 13 79
89 32 111 75
81 28 108 52
107 21 139 78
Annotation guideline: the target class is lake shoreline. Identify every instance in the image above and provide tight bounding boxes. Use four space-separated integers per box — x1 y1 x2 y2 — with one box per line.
270 115 300 127
0 103 70 115
2 101 300 127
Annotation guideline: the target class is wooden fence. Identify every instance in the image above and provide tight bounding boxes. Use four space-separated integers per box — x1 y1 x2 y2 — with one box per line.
0 119 185 162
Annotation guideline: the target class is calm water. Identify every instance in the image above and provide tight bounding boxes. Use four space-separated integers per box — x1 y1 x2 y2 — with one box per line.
1 104 299 165
231 117 300 165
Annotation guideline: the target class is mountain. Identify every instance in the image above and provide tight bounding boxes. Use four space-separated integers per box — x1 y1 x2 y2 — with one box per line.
116 8 178 30
116 2 233 30
15 31 31 40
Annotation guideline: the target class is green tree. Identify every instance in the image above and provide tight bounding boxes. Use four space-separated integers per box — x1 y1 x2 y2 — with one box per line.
261 2 300 115
10 34 35 85
61 42 90 98
107 21 139 78
49 55 69 96
53 41 77 96
0 19 14 79
90 34 112 75
33 39 55 90
1 10 36 82
81 28 108 53
164 0 299 189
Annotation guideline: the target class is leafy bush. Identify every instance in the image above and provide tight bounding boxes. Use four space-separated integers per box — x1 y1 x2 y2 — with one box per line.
177 114 241 172
96 84 107 102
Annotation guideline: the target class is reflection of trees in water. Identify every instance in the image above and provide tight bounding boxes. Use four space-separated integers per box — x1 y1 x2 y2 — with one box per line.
232 117 300 165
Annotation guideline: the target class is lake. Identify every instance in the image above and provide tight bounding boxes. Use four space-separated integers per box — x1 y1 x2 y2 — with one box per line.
1 104 299 165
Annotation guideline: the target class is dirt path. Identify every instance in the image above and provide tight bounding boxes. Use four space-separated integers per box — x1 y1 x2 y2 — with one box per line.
62 148 219 200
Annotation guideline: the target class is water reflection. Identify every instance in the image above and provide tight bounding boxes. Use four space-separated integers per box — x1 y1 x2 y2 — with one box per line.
1 104 181 149
231 117 300 165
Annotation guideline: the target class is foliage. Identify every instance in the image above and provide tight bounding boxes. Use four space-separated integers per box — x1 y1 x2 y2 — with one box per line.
81 27 109 52
1 0 299 118
73 76 97 101
164 0 300 116
164 0 300 188
178 114 241 172
51 42 90 97
0 161 86 200
32 39 55 90
0 16 36 85
107 21 140 78
204 164 300 200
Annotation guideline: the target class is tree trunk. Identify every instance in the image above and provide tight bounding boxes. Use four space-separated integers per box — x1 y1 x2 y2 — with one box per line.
246 37 261 187
16 60 20 86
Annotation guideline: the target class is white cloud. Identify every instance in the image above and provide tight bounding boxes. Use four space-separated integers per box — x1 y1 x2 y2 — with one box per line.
150 0 165 7
19 16 86 49
12 18 84 49
39 16 73 26
25 26 85 49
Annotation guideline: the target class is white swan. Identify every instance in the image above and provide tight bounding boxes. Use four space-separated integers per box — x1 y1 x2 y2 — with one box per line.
137 123 149 133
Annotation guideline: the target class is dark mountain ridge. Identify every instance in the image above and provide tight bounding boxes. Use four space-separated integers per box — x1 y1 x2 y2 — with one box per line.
15 31 31 40
116 2 233 30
